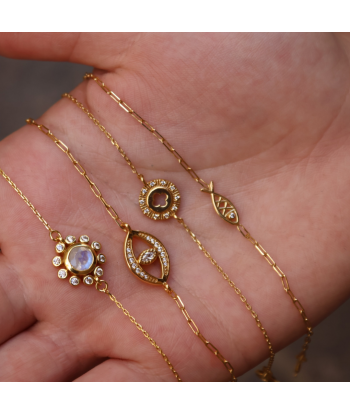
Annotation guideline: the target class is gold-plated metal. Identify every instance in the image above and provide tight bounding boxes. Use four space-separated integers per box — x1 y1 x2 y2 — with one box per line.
201 181 239 225
28 119 235 381
163 282 236 382
139 179 180 220
82 75 312 377
105 289 182 381
0 167 181 382
237 224 312 374
65 92 277 380
124 230 170 285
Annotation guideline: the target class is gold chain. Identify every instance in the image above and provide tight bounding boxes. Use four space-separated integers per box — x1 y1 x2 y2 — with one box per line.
84 74 209 190
0 165 180 382
84 74 312 376
62 93 146 185
163 282 236 382
237 224 312 374
63 92 276 380
26 119 130 233
0 168 53 233
173 215 276 380
27 119 236 381
106 287 182 381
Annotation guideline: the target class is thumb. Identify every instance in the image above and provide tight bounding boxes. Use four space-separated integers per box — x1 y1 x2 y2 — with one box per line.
0 33 132 70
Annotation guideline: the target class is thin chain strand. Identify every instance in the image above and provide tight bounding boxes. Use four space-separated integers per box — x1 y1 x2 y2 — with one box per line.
84 74 209 190
174 215 276 379
0 168 53 233
26 119 129 232
84 75 312 376
163 283 236 382
106 289 181 381
62 94 146 184
25 121 181 382
64 94 276 380
237 224 312 375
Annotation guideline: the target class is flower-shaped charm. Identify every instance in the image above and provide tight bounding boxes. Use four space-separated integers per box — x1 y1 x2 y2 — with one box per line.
52 235 106 286
139 179 181 220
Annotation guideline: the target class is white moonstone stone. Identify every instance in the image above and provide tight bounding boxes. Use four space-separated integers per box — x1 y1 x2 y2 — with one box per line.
68 246 94 272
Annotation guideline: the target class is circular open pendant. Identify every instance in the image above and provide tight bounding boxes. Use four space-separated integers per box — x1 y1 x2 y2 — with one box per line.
52 235 106 287
139 179 181 220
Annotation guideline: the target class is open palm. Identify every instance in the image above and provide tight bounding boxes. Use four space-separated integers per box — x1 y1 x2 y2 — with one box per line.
0 33 350 381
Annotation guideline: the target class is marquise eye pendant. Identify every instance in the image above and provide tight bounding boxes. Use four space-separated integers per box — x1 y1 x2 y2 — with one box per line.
53 234 106 286
124 230 170 285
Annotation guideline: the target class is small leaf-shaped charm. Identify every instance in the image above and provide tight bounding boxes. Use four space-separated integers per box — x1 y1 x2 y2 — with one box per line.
138 248 157 265
201 181 239 225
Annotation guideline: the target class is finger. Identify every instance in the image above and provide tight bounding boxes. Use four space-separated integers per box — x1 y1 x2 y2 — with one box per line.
0 320 101 382
0 254 36 345
74 358 175 382
0 33 136 70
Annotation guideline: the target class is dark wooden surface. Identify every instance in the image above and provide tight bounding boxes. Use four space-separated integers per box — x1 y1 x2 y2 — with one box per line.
0 56 349 382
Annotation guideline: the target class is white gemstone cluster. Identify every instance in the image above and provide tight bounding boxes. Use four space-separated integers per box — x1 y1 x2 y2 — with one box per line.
53 235 105 287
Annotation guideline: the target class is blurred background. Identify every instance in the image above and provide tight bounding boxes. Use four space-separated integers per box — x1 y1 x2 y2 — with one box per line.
0 55 349 382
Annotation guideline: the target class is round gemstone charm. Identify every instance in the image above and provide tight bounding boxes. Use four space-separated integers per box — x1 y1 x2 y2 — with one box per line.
53 234 105 288
139 179 181 221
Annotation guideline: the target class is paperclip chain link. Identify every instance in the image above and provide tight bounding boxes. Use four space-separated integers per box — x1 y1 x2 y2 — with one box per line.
26 119 130 233
163 283 236 381
84 74 209 190
237 224 312 374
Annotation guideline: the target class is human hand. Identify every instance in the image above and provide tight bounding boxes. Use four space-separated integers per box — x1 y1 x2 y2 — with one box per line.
0 33 349 381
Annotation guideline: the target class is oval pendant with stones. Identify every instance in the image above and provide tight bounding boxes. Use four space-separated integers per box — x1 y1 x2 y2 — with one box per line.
139 179 181 221
52 235 106 287
124 230 170 285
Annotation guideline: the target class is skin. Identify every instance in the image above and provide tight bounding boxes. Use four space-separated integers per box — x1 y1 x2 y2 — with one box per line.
0 33 350 382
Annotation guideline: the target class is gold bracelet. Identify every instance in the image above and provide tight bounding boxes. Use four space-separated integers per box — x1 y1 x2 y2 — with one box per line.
83 73 313 377
62 91 278 382
0 166 181 381
26 118 236 382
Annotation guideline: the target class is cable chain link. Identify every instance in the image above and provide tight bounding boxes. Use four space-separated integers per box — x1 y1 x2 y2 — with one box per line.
173 215 276 379
0 168 54 234
84 74 209 190
163 283 236 382
26 119 129 232
237 224 312 375
62 94 146 184
106 289 181 381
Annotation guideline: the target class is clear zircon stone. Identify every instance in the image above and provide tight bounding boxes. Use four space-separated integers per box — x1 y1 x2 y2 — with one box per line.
53 256 61 266
70 277 80 286
56 243 65 253
84 276 94 285
58 269 67 279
